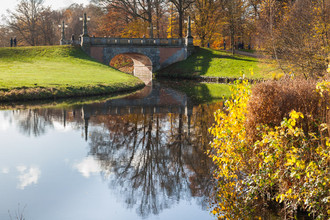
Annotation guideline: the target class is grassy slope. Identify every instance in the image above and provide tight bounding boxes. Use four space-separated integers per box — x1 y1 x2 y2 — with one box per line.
156 47 277 79
0 46 144 101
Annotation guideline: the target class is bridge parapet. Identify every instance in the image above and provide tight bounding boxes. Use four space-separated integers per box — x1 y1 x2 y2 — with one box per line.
89 37 185 47
78 13 194 85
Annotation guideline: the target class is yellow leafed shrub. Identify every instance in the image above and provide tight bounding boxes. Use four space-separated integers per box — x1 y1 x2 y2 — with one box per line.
209 79 330 219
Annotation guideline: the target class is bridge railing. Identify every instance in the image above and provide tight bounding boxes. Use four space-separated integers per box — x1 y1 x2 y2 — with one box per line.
89 37 185 46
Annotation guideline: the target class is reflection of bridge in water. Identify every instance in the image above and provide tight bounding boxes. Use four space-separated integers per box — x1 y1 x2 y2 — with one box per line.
78 83 194 141
2 85 216 219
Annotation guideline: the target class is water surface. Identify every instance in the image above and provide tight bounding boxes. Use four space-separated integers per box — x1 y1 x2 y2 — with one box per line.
0 82 221 220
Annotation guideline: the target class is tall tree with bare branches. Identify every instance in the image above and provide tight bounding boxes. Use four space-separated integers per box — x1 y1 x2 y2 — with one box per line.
7 0 45 46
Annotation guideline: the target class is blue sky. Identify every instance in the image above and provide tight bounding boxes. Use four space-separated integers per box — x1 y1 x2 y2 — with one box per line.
0 0 90 17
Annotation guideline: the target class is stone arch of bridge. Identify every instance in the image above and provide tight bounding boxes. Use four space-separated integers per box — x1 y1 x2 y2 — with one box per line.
108 52 153 86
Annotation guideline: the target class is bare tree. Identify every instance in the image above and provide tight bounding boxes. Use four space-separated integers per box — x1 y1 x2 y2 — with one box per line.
38 8 58 45
7 0 45 46
0 25 12 47
61 4 85 39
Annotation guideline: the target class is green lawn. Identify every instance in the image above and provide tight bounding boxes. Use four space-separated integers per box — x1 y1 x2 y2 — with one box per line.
156 47 277 79
0 46 144 101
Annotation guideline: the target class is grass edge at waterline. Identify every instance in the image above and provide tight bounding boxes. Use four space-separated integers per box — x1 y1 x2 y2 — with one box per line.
0 84 145 102
0 45 145 102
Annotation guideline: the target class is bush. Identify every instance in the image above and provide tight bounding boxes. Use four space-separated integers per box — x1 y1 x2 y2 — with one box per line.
246 78 328 140
209 79 330 219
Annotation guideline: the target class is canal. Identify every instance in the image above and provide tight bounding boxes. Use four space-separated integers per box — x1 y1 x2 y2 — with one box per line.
0 81 225 220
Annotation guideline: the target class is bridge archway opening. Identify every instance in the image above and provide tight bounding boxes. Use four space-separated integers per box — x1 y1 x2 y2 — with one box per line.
109 54 134 74
110 53 153 86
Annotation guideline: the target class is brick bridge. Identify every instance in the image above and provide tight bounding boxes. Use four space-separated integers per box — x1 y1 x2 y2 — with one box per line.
81 37 194 85
64 14 195 85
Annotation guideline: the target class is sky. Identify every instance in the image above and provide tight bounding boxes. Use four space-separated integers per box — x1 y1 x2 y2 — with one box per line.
0 0 90 17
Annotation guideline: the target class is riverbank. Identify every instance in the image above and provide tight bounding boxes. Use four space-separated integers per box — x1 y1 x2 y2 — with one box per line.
156 47 277 80
0 46 144 102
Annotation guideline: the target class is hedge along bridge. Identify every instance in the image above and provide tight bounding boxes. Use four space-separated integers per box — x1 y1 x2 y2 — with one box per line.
62 13 195 86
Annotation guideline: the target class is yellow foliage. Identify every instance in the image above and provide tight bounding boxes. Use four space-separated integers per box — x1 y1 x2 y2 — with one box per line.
209 80 252 218
209 80 330 219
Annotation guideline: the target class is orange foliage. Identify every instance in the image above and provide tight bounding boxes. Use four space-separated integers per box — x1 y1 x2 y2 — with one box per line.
95 7 128 37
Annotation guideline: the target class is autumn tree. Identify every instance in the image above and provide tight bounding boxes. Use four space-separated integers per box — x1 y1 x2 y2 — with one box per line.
258 0 330 77
247 0 262 19
59 4 103 40
190 0 222 47
220 0 247 53
245 0 262 48
5 0 62 46
277 0 330 77
61 4 85 40
168 0 195 38
94 6 129 37
94 0 156 38
38 8 58 45
7 0 46 46
153 0 167 38
167 3 179 38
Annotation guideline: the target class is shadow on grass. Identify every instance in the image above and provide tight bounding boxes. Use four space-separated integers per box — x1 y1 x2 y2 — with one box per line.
68 46 95 61
156 47 257 78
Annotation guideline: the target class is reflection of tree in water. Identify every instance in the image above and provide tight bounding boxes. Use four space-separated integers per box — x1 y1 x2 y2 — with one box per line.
3 101 222 217
184 104 222 208
6 107 87 138
88 103 221 218
89 113 180 217
10 108 84 137
13 109 55 137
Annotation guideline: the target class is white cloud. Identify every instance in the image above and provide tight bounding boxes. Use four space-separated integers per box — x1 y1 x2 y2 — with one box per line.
73 156 102 178
53 121 74 132
0 120 10 131
17 165 27 173
1 167 9 174
17 166 41 190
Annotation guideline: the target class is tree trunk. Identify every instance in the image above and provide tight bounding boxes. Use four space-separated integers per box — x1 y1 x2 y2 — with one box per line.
147 0 153 38
178 10 183 38
230 23 235 54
